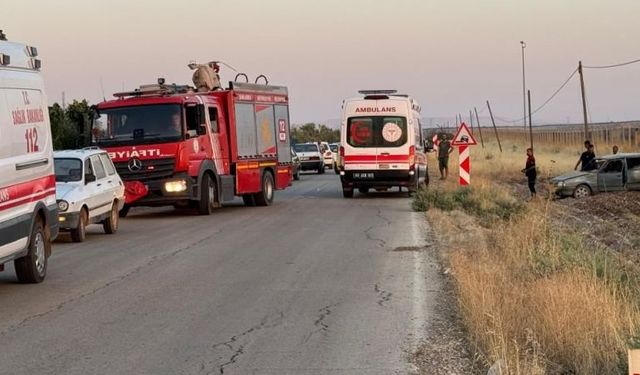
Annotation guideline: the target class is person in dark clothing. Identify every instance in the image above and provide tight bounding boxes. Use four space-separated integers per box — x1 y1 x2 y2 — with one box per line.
575 141 596 171
437 135 453 179
522 148 536 197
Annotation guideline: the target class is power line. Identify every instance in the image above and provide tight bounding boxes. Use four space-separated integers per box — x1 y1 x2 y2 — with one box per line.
583 58 640 69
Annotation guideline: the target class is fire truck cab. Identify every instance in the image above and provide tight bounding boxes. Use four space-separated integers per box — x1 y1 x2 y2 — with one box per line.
339 90 428 198
92 78 292 215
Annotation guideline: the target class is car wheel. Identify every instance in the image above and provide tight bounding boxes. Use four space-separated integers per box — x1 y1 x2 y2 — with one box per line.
342 187 354 198
103 201 119 234
119 205 130 218
573 184 592 199
14 217 48 283
358 187 369 194
254 171 275 206
198 173 217 215
71 207 88 243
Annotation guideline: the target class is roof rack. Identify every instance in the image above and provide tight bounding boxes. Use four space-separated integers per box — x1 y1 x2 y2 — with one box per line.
358 89 397 95
113 82 194 98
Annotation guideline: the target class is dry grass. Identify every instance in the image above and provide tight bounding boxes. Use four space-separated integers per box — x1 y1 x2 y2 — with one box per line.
419 141 640 374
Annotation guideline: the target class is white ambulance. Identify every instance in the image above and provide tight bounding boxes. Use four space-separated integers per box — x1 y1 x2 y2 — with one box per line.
0 34 57 283
338 90 428 198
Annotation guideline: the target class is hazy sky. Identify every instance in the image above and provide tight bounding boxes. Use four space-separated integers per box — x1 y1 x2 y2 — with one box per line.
4 0 640 126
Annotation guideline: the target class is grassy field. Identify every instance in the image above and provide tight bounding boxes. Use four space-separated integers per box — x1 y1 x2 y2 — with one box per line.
415 140 640 374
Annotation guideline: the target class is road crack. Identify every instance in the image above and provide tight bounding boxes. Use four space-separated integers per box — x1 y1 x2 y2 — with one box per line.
207 312 284 374
302 302 340 344
0 230 222 338
374 283 392 307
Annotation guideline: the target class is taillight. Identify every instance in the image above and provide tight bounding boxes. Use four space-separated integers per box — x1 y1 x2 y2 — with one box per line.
409 145 416 167
339 146 344 157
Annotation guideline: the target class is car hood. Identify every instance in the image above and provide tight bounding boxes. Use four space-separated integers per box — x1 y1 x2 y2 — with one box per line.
55 182 81 200
551 171 593 183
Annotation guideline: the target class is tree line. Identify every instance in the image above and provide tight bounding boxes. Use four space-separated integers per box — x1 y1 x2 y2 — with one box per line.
290 123 339 144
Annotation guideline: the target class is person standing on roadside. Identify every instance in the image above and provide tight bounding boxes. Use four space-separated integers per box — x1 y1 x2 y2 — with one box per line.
438 135 453 179
575 140 596 171
522 148 537 198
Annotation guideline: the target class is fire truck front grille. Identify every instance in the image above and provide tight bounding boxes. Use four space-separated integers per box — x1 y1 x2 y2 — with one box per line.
115 158 176 182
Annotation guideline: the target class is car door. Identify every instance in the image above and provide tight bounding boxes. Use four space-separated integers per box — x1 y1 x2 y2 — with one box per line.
99 153 123 203
89 155 112 217
597 159 625 192
625 157 640 190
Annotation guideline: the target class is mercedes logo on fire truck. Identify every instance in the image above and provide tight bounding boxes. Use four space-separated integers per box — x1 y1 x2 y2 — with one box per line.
128 157 143 172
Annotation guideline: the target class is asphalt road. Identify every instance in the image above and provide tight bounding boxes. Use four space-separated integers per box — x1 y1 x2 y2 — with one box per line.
0 172 441 375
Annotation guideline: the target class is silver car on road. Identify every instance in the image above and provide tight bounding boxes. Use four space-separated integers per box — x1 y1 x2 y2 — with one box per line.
551 153 640 198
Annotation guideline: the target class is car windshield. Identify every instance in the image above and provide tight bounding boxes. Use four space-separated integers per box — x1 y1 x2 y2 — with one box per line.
92 104 183 146
346 116 407 148
294 144 318 153
329 144 338 152
54 158 83 182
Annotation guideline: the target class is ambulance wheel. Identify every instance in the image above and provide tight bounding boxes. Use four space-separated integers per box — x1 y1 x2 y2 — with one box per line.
119 205 130 218
342 188 354 198
358 187 369 194
15 217 48 283
71 207 88 243
198 173 217 215
103 201 119 234
254 171 275 206
242 194 256 206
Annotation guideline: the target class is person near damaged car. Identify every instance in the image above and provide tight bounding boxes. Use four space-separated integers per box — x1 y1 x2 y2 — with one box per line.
522 148 537 198
575 141 597 171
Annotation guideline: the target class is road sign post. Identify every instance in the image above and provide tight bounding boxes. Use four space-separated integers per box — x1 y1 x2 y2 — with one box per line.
451 122 477 186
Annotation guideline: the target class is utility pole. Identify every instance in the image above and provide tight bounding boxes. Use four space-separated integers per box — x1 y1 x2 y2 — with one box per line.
486 100 503 152
578 61 589 141
520 41 527 130
528 90 533 150
474 107 485 148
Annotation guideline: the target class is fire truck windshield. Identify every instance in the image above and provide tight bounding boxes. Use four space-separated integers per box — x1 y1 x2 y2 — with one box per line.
92 104 183 146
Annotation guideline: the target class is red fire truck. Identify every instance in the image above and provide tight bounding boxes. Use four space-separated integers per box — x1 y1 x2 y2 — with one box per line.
91 78 292 216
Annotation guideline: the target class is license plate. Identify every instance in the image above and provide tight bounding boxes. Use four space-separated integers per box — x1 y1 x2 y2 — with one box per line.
354 172 374 179
300 157 309 161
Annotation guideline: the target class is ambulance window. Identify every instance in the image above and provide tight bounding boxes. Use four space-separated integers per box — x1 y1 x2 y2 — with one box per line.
347 118 374 147
90 155 107 180
208 107 219 133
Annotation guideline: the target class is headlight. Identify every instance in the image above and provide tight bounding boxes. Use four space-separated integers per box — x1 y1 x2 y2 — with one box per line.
57 200 69 212
164 180 187 193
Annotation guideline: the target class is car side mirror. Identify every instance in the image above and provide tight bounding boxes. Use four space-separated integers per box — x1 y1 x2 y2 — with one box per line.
85 173 96 184
186 129 198 139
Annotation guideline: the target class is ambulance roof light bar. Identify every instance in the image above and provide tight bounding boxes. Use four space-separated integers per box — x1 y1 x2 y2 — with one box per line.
358 90 397 96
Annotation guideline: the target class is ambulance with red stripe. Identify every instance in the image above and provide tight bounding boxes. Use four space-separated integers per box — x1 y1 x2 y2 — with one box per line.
91 73 292 215
0 35 57 283
339 90 428 198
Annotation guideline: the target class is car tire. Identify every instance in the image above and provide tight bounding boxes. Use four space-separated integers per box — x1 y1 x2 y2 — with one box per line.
342 187 354 198
254 171 275 206
70 207 88 243
198 173 217 215
358 187 369 194
103 201 119 234
14 216 48 283
119 205 130 218
573 184 592 199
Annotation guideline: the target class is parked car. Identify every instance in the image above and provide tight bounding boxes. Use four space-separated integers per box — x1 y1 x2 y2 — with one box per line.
293 143 324 174
319 141 334 169
291 147 301 181
551 153 640 198
329 143 340 173
54 148 125 242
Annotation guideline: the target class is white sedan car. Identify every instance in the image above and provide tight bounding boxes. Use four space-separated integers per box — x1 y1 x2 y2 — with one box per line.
54 148 125 242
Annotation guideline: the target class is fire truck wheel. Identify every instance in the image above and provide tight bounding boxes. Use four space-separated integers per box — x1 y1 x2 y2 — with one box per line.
198 173 217 215
15 216 48 283
242 194 256 206
254 171 274 206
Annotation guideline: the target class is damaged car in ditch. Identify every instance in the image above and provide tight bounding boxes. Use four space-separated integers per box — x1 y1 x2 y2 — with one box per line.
551 153 640 198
